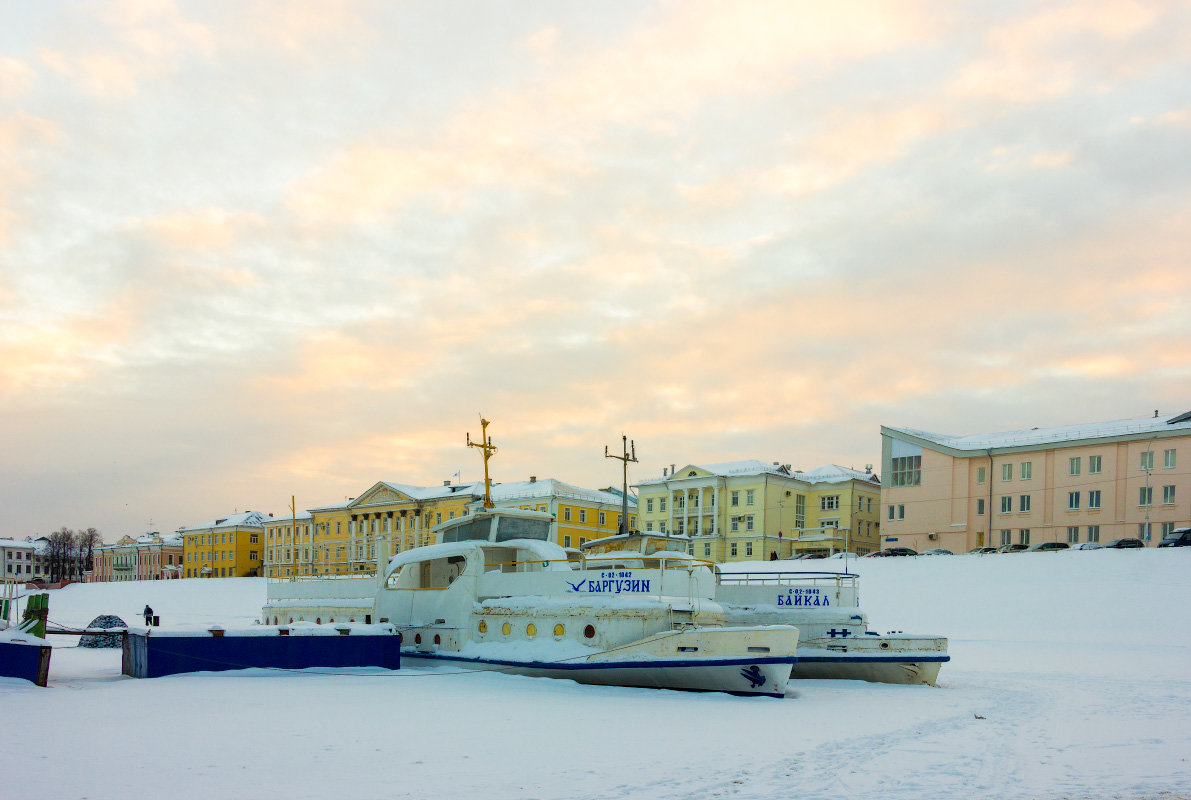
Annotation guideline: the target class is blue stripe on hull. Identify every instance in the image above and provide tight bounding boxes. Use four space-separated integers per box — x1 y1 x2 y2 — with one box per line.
402 649 798 671
796 654 950 663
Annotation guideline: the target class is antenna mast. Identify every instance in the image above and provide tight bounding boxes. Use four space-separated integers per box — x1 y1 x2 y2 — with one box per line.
605 435 638 535
466 417 498 509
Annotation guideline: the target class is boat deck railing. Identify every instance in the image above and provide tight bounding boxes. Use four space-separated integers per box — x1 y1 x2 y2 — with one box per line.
717 571 858 588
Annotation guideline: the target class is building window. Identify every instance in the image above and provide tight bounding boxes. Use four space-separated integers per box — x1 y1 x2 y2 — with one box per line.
564 535 571 548
731 518 739 533
1019 495 1031 512
891 455 922 487
821 496 840 511
659 497 666 512
658 522 666 533
1139 486 1153 506
745 542 753 557
1020 462 1032 480
977 466 986 484
598 511 606 525
1000 530 1011 546
1088 490 1101 509
897 505 905 521
888 505 894 521
579 509 587 523
1067 526 1079 543
1068 457 1081 476
745 516 754 532
1089 455 1102 474
1161 522 1175 537
646 499 654 513
563 507 571 521
1164 448 1177 469
866 498 872 512
1067 492 1080 510
745 489 755 506
1141 451 1154 471
1087 525 1100 542
1001 463 1013 482
645 522 653 532
1138 522 1152 540
704 543 711 557
1162 485 1176 505
731 491 740 507
976 498 985 516
730 542 737 557
1019 529 1030 545
1000 497 1012 514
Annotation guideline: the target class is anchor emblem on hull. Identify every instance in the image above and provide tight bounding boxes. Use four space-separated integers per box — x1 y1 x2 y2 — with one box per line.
740 665 766 688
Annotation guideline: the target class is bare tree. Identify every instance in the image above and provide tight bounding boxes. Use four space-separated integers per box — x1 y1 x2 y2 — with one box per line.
47 527 75 582
77 527 102 574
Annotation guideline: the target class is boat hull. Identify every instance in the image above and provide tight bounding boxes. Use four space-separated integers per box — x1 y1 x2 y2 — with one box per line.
401 651 795 697
793 635 948 685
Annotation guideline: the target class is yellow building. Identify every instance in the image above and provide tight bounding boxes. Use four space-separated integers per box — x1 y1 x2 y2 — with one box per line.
634 460 882 562
180 511 268 578
262 477 635 577
481 477 635 549
881 410 1191 552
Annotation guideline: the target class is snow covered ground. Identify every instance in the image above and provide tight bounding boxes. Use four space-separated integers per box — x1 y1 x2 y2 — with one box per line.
2 549 1189 800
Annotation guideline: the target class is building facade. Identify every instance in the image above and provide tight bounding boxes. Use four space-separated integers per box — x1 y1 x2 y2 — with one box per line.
634 460 882 562
181 511 268 578
92 533 184 582
880 411 1191 552
1 539 36 580
263 477 635 578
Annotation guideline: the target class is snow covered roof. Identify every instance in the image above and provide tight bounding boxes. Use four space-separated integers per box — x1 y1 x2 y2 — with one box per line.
485 478 636 508
378 481 468 501
179 511 271 533
263 510 312 524
636 460 791 486
885 410 1191 453
793 464 880 486
0 538 36 551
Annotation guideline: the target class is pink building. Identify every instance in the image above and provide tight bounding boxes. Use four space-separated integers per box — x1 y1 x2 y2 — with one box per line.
880 411 1191 552
92 533 184 582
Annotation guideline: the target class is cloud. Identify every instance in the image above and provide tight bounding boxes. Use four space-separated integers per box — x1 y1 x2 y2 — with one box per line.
0 57 36 99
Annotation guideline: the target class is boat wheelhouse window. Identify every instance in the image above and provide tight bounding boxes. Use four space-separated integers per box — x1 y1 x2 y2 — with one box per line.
440 519 490 543
493 517 550 542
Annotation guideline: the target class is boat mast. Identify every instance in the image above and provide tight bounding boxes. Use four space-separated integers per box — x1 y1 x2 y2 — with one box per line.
466 417 498 509
605 435 637 535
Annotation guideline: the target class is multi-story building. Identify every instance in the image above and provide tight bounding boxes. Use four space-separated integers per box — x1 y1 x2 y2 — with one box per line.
1 539 36 581
263 477 635 578
634 460 882 562
880 410 1191 552
92 532 184 582
180 511 269 578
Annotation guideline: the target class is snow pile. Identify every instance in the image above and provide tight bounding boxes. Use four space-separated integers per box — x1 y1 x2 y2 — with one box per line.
78 615 127 648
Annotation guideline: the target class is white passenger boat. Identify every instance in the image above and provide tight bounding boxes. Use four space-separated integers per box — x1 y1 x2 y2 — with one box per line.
581 532 949 685
264 509 799 697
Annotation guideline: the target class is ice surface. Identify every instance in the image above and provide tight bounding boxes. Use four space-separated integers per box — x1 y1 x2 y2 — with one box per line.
1 551 1188 800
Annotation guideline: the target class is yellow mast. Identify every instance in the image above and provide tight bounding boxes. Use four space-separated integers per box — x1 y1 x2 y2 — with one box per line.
466 417 498 509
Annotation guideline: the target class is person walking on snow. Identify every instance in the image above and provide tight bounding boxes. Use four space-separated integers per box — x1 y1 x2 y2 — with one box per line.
143 604 153 626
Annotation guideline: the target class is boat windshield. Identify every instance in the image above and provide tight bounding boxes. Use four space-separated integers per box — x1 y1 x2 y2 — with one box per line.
440 519 490 543
494 517 550 542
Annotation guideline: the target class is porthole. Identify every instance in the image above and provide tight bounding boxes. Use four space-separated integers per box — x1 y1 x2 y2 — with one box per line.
583 624 596 639
478 620 488 634
880 642 889 649
316 617 321 624
433 634 441 645
553 623 565 637
329 618 334 623
288 617 294 624
502 622 511 636
414 633 422 644
526 623 537 638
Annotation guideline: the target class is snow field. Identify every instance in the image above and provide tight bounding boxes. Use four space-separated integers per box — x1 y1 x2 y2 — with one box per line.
0 549 1187 800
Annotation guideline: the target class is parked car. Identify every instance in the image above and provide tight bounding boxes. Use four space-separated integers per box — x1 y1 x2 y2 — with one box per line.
997 543 1028 553
1026 542 1069 552
921 548 954 556
967 546 998 555
1071 542 1103 550
868 547 918 557
1104 538 1145 549
1158 527 1191 547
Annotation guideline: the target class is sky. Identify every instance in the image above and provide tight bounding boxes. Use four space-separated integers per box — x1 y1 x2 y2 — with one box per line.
1 0 1189 541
